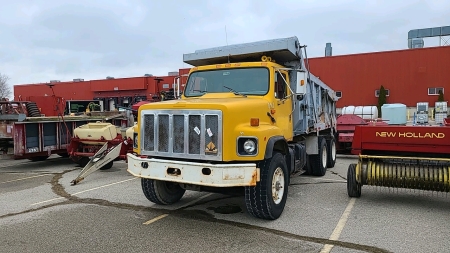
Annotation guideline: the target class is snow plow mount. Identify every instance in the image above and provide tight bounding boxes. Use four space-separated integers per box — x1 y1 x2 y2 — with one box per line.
70 142 123 185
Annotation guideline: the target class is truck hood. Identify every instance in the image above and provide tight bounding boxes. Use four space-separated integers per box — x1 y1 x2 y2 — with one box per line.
140 93 268 110
138 93 273 123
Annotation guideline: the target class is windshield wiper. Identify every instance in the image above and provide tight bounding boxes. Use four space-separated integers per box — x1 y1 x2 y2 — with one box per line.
223 86 247 97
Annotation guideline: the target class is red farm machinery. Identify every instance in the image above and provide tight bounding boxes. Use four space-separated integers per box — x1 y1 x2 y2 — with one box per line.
68 116 136 185
347 121 450 197
336 114 388 154
0 97 108 161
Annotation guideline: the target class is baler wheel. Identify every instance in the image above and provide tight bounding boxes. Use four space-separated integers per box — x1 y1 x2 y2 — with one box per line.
310 137 328 176
141 178 186 205
326 137 337 168
347 163 361 198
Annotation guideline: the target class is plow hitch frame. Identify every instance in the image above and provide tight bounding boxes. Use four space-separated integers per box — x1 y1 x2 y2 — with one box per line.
70 142 123 185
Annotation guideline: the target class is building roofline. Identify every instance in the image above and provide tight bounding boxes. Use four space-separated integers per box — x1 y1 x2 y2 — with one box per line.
310 45 450 60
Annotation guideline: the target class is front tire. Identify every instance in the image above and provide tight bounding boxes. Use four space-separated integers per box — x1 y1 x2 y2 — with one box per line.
141 178 186 205
245 152 289 220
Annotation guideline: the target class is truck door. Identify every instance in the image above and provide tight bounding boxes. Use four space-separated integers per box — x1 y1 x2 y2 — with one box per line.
273 70 293 140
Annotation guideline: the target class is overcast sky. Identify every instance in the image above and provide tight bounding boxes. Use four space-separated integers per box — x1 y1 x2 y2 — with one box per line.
1 0 448 90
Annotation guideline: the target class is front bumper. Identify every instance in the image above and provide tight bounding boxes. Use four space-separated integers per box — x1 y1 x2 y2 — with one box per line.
126 153 259 187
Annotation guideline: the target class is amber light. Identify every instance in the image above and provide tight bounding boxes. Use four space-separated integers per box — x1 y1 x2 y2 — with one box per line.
250 118 259 126
300 80 304 86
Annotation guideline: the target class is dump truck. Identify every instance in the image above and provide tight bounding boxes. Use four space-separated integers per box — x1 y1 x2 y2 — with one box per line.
126 36 339 220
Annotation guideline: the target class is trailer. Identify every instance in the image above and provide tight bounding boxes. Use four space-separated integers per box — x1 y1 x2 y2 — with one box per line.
0 97 133 160
122 36 339 220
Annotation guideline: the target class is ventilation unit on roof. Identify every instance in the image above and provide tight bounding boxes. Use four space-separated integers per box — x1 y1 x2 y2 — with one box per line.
50 80 61 83
73 78 84 82
168 71 179 76
325 43 332 57
106 76 115 79
144 74 153 77
411 38 424 48
408 26 450 48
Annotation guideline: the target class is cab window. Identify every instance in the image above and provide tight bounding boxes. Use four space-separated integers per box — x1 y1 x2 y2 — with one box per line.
275 72 287 99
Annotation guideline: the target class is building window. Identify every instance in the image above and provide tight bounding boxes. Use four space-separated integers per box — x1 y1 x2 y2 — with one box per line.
428 87 444 95
375 89 390 97
335 91 342 98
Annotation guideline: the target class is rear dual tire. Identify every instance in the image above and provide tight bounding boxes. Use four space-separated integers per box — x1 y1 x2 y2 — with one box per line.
309 137 328 176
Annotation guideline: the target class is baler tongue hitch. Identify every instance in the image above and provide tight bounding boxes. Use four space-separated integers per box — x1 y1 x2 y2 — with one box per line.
71 142 123 185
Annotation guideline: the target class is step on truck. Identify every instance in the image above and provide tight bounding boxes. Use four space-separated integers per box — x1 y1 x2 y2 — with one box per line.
127 36 339 220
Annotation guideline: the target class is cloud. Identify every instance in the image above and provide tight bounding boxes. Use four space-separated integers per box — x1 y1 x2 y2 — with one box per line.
0 0 448 90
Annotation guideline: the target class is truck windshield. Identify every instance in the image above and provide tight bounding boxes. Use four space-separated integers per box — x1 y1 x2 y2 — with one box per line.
184 67 269 97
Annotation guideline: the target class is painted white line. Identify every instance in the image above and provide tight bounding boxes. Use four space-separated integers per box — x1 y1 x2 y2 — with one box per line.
30 177 137 206
178 193 214 209
143 214 169 225
0 174 51 184
310 178 347 183
320 198 356 253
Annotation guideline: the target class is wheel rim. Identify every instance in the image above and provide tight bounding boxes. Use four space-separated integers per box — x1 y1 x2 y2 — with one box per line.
322 146 327 168
331 141 336 161
272 167 285 205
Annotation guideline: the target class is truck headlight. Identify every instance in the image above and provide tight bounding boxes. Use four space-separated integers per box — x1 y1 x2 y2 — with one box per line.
237 137 258 156
243 140 256 153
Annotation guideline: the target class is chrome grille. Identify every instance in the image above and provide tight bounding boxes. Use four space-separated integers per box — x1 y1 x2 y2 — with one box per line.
140 109 222 161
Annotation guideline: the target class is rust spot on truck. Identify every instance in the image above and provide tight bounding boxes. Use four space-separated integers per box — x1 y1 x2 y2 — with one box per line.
249 168 260 186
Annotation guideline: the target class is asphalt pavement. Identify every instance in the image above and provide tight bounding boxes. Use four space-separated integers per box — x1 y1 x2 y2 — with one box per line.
1 155 449 253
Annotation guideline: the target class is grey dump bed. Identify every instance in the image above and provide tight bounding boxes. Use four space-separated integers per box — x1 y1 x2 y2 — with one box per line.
183 37 303 67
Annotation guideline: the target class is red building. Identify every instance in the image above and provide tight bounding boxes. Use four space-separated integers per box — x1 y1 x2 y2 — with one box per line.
308 46 450 108
14 73 188 111
14 46 450 111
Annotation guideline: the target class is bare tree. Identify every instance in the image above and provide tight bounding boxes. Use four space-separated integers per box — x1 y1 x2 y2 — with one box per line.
0 73 12 100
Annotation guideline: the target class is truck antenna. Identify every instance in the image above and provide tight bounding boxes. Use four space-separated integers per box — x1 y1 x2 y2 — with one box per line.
225 25 230 63
225 25 228 46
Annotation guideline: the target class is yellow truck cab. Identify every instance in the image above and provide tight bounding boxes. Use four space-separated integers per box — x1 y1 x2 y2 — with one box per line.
127 36 339 220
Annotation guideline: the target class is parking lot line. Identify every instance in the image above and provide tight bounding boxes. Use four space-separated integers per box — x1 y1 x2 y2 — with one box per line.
143 214 169 225
30 177 137 206
0 174 51 184
320 198 356 253
310 178 346 183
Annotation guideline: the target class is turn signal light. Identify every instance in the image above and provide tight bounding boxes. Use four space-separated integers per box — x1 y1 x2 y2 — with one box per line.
250 118 259 126
300 80 304 86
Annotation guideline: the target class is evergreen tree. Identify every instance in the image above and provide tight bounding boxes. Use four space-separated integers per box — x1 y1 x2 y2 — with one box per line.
377 85 387 118
438 90 444 102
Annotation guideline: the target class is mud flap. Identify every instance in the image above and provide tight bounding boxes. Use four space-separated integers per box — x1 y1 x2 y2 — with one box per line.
70 142 123 185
